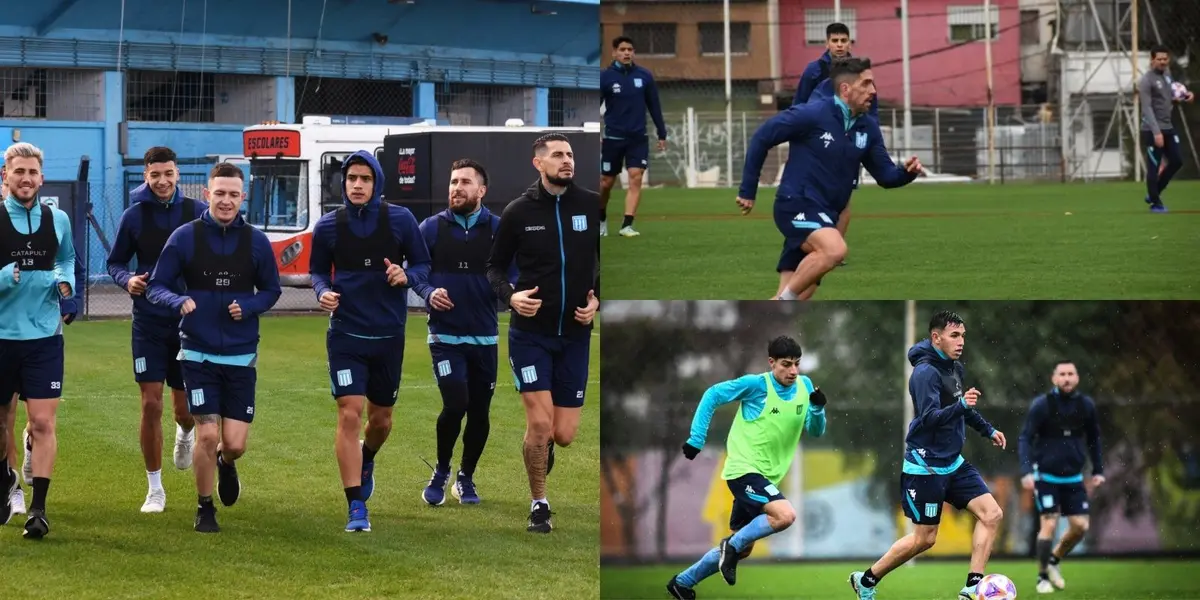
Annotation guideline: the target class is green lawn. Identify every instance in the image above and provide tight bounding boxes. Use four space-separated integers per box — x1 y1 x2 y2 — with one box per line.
602 559 1200 599
5 314 599 600
601 181 1200 300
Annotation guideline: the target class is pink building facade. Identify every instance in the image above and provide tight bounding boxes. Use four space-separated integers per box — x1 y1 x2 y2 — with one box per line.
779 0 1023 107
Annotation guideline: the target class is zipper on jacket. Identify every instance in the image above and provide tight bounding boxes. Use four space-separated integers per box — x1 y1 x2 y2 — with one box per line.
554 195 566 337
220 226 226 353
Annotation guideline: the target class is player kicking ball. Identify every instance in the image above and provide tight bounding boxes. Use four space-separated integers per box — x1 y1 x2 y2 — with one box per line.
666 336 827 599
850 311 1007 600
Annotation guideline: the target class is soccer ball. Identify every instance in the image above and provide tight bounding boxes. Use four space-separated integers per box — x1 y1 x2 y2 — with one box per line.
976 574 1018 600
1171 81 1191 101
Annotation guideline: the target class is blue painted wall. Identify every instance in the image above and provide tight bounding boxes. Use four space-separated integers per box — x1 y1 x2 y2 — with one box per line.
0 0 599 282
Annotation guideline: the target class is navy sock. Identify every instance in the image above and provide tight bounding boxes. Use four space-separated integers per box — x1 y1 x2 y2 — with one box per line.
198 494 214 506
30 477 49 512
1037 538 1053 576
344 486 362 507
600 208 607 222
967 572 983 588
362 443 378 464
622 215 634 228
861 569 879 588
1049 553 1061 566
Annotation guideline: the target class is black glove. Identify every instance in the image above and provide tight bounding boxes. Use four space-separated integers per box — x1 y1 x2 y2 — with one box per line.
681 442 701 460
60 297 78 325
809 387 827 407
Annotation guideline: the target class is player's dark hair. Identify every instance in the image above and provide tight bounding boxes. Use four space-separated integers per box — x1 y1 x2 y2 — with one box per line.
826 22 850 38
1150 44 1169 59
208 161 244 181
533 133 570 155
928 310 965 332
1051 360 1076 374
144 146 177 167
344 154 372 173
450 158 488 186
767 336 803 360
613 35 634 49
829 57 871 91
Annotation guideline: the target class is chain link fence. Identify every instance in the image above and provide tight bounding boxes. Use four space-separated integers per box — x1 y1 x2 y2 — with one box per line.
601 300 1200 562
0 67 105 121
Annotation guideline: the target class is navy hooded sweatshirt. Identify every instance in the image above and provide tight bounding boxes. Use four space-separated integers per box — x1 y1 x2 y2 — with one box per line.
309 150 431 338
903 339 996 475
107 183 206 322
1019 388 1103 481
146 210 281 357
600 60 668 141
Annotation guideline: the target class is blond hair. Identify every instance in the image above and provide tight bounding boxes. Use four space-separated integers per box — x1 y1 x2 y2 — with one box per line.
4 142 44 168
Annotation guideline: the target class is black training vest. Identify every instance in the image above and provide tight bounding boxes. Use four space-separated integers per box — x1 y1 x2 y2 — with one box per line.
431 215 493 275
137 197 199 268
181 221 255 293
0 204 58 271
332 205 398 272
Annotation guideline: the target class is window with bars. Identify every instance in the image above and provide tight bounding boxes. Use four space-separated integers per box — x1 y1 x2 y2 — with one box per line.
294 77 414 122
549 88 600 127
125 71 275 124
0 68 104 121
623 23 678 57
436 83 531 126
699 22 752 56
1020 10 1042 45
804 9 857 45
947 5 1000 42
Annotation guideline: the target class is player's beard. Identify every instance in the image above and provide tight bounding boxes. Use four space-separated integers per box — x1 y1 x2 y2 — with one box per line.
450 192 479 215
546 171 573 187
10 184 38 205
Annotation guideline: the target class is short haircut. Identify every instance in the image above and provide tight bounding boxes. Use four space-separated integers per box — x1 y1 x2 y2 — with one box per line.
208 162 244 181
1150 44 1169 59
767 335 803 360
345 155 372 172
929 310 965 332
533 133 570 156
1051 360 1076 374
829 57 872 91
450 158 488 186
4 142 44 168
826 22 850 38
613 36 634 49
144 146 177 167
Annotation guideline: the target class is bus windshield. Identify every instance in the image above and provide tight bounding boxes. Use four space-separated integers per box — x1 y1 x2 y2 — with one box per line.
246 159 309 232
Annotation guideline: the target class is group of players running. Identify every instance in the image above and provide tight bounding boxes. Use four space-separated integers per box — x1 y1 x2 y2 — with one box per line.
670 311 1105 599
0 132 599 538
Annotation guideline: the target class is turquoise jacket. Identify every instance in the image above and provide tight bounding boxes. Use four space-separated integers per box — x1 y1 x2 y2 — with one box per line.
0 195 77 340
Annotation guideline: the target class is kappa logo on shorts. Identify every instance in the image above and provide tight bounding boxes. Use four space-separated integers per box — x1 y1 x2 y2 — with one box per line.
134 357 147 374
520 365 538 384
436 360 452 378
336 369 353 387
190 389 205 407
924 503 938 518
908 488 916 499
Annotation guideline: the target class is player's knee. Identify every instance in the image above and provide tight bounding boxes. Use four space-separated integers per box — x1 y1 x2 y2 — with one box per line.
1069 518 1088 534
627 170 644 184
914 529 938 551
552 427 576 448
600 175 616 190
140 394 164 418
27 413 54 437
368 410 393 433
439 382 470 413
222 441 246 459
337 405 361 432
526 417 553 443
195 424 220 450
771 508 797 531
980 505 1004 528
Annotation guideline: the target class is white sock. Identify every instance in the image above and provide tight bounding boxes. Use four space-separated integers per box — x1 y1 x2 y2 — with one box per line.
147 470 163 490
779 288 798 300
532 498 548 510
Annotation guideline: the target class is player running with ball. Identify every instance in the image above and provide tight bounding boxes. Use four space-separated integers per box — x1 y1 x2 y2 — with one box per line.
667 335 828 599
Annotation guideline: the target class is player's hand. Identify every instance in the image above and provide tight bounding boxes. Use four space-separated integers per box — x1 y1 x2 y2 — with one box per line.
127 273 148 296
736 197 754 216
903 156 924 174
318 291 340 312
1154 132 1164 148
11 264 18 284
1091 474 1106 487
384 258 407 287
574 289 598 325
60 297 78 325
682 443 701 460
963 387 980 407
228 299 242 321
809 387 827 407
180 297 196 316
429 288 454 311
657 139 668 152
1186 92 1195 103
510 286 542 317
990 430 1007 449
1021 474 1035 490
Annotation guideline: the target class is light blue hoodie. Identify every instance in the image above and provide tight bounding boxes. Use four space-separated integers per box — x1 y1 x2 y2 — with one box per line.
0 194 77 340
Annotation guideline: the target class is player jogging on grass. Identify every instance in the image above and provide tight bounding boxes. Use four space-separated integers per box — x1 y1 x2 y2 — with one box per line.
850 311 1007 600
106 146 202 514
412 159 515 506
666 335 827 600
1018 360 1104 594
309 150 431 533
147 162 282 533
737 58 921 301
599 35 667 238
0 142 78 539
